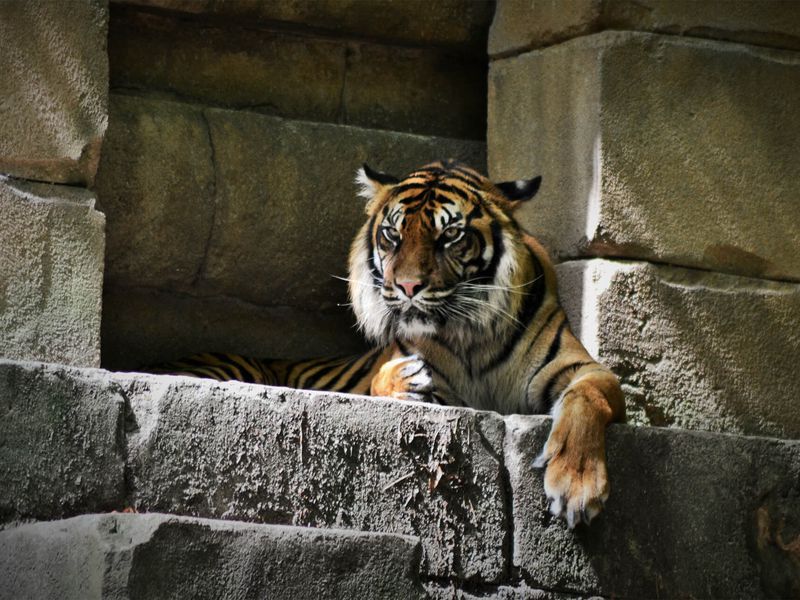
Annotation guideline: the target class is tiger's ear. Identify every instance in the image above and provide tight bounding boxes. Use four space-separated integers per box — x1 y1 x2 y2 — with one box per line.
355 163 399 201
495 176 542 210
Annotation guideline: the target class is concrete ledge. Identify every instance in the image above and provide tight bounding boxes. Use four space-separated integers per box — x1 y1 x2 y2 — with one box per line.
489 31 800 282
0 513 424 600
0 361 125 523
0 0 108 185
2 359 798 597
556 259 800 439
507 415 800 599
490 0 800 57
118 371 508 582
0 177 105 367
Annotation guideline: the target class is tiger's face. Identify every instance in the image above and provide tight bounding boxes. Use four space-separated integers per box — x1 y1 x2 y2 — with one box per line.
349 161 541 343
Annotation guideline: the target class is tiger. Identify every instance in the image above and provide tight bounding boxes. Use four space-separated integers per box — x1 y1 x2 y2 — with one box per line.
152 160 625 528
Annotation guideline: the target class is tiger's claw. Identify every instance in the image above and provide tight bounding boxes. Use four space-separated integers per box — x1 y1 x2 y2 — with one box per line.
371 354 434 402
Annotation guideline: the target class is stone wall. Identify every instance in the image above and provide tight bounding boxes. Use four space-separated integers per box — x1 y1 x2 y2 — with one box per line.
489 0 800 439
97 0 492 370
0 0 108 367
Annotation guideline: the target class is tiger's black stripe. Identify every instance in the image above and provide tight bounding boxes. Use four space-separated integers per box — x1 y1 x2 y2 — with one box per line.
482 250 546 373
541 361 593 410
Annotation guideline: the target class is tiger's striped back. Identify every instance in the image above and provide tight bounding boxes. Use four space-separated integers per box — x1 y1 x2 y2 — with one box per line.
148 348 389 396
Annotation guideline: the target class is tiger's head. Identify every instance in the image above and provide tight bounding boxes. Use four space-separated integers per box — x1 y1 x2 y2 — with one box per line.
348 160 542 345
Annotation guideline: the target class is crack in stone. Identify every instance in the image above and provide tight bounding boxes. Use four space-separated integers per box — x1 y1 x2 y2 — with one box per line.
193 109 218 286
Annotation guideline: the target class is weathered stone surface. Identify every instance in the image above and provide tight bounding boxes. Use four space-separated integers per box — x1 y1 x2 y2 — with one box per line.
0 361 126 524
118 371 508 581
0 513 424 600
0 0 108 185
101 284 367 371
114 0 494 53
109 7 487 139
490 0 800 56
489 31 800 282
109 7 347 124
95 94 485 367
507 415 800 599
426 582 591 599
556 259 800 438
343 42 486 139
94 95 214 291
0 177 105 367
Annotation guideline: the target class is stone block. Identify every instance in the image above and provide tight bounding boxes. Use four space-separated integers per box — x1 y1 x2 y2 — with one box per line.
343 42 486 139
0 177 105 367
489 31 800 282
94 94 215 291
109 8 347 124
0 0 108 185
490 0 800 57
94 94 485 366
556 259 800 438
118 372 508 581
506 415 800 599
0 513 424 600
113 0 494 54
109 7 486 138
0 361 126 523
101 285 367 371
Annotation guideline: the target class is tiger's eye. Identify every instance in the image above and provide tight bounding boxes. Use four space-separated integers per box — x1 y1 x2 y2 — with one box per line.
381 226 400 245
441 226 464 244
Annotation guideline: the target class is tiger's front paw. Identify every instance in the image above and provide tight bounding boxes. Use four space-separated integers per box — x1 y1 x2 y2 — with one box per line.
533 394 610 528
370 355 434 402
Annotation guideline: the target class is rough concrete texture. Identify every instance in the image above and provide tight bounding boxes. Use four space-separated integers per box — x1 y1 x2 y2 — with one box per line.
506 415 800 599
0 361 126 524
0 177 105 367
0 0 108 185
101 285 368 371
489 31 800 282
426 582 592 599
2 358 799 596
489 0 800 56
109 6 486 139
117 371 508 581
114 0 494 54
0 513 424 600
556 259 800 438
94 94 485 367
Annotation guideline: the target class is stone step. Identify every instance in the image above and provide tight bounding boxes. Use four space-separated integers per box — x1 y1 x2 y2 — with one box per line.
94 93 487 370
556 258 800 439
2 359 798 598
0 513 423 600
489 31 800 282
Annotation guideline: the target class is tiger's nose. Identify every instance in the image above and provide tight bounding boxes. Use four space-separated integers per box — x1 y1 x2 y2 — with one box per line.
396 279 424 298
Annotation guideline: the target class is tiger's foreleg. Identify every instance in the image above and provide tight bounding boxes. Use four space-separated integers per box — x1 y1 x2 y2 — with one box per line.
534 366 625 528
